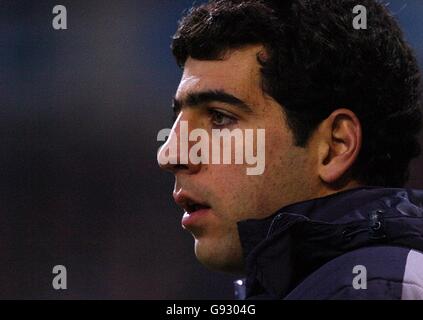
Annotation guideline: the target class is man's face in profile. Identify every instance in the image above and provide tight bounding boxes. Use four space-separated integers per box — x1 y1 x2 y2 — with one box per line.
158 45 317 274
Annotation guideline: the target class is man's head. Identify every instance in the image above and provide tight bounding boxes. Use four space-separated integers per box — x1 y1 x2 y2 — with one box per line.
158 0 422 274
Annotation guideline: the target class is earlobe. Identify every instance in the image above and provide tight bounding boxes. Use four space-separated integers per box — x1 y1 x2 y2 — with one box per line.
318 109 362 185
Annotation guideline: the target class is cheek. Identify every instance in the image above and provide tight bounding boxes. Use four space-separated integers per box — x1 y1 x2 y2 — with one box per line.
207 165 271 218
200 127 299 219
260 127 290 177
203 165 261 212
205 165 250 195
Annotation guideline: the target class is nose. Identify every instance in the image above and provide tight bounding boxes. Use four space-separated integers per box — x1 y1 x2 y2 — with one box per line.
157 114 202 175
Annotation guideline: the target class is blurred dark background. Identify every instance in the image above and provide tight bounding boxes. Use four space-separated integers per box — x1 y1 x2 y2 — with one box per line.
0 0 422 299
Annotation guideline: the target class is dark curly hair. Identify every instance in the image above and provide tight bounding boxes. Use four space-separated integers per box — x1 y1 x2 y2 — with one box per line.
171 0 422 187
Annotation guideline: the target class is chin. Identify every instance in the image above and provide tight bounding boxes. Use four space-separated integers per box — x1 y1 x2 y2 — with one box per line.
193 237 245 275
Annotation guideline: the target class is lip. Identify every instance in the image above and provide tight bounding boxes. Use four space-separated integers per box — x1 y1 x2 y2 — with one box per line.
173 190 211 228
181 208 211 228
173 191 210 211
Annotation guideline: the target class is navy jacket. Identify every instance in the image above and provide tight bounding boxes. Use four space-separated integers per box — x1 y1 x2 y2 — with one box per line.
236 187 423 299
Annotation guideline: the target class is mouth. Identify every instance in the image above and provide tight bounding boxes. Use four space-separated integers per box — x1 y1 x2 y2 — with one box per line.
173 192 212 228
173 192 210 213
184 200 211 215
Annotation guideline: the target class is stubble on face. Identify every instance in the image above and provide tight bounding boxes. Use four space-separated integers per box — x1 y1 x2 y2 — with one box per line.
172 45 316 274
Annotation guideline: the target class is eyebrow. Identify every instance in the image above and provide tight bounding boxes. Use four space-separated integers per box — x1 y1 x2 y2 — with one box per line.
172 90 253 114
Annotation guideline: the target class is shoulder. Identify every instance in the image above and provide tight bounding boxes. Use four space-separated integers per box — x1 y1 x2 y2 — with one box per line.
285 246 423 300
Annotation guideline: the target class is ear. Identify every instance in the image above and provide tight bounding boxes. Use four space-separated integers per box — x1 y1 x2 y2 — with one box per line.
317 109 362 184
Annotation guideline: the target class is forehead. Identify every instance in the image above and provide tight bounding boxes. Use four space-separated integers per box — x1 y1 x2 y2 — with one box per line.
176 45 265 100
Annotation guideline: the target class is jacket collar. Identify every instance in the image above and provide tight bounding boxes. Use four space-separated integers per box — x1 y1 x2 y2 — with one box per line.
237 187 423 299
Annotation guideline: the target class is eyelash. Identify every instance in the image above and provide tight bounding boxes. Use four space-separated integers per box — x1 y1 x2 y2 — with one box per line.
172 107 181 123
171 108 238 127
207 108 237 127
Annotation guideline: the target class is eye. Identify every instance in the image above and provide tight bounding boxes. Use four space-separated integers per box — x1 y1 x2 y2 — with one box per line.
208 109 237 127
172 105 181 123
